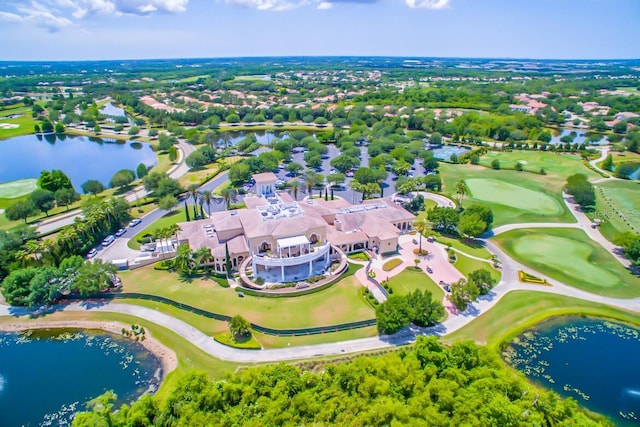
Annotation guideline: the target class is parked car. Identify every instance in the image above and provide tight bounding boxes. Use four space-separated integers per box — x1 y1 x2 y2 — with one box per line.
426 266 433 274
115 228 126 237
86 248 98 258
444 285 451 292
102 235 115 246
129 218 142 227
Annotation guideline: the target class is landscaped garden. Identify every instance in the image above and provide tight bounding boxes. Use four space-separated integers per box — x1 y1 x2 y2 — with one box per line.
128 210 188 250
453 252 501 284
119 266 375 330
493 228 640 298
386 267 444 302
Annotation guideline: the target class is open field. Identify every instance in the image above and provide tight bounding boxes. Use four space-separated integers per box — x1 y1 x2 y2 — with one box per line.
119 266 374 329
387 267 445 302
453 252 501 284
128 210 186 250
439 163 578 226
444 291 640 349
594 180 640 239
0 105 38 139
493 228 640 298
0 179 38 199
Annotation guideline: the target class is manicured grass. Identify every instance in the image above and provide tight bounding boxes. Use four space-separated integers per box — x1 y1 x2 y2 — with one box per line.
494 228 640 298
433 233 493 259
595 180 640 236
214 332 262 349
479 151 599 181
444 290 640 349
597 150 640 170
0 310 241 399
454 252 501 284
348 251 370 261
465 178 563 216
439 163 579 226
253 326 378 348
386 267 445 302
382 258 403 271
0 178 38 198
128 210 187 250
0 105 38 139
119 266 374 329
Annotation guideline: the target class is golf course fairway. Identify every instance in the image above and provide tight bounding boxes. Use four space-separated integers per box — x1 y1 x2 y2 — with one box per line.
494 228 640 298
466 178 562 215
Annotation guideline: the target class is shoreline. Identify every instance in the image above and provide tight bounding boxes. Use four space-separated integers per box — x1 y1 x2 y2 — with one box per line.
0 320 178 380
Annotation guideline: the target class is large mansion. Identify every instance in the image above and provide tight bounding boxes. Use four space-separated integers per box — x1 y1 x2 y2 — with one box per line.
177 173 414 284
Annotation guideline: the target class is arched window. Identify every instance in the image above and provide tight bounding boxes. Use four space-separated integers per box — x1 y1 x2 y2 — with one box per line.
309 233 319 244
259 241 271 253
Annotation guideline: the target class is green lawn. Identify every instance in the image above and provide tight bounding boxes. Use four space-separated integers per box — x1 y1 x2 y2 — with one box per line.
444 291 640 349
119 266 374 329
128 210 187 249
387 267 445 302
465 178 563 216
0 105 38 139
439 160 591 226
479 151 598 180
433 233 493 260
454 252 501 284
593 180 640 239
493 228 640 298
0 178 38 199
254 326 378 348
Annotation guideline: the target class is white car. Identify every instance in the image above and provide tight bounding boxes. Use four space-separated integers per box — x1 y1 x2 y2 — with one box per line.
129 218 142 227
102 235 115 246
86 248 98 258
115 228 126 237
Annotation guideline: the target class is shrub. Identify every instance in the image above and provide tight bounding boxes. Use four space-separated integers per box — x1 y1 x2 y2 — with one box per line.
382 258 403 271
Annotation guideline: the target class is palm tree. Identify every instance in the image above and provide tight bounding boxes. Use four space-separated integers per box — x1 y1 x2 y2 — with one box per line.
187 184 201 219
288 179 300 201
193 247 213 274
414 218 433 254
220 187 237 210
174 244 193 276
454 179 468 205
201 190 213 217
306 171 324 198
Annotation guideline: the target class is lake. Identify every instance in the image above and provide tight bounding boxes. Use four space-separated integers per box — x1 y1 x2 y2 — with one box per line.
549 128 608 146
503 317 640 425
0 329 161 426
0 134 157 189
99 102 126 117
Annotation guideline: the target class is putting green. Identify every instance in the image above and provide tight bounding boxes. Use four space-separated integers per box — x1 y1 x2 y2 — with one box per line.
465 178 562 215
511 234 619 288
0 178 38 198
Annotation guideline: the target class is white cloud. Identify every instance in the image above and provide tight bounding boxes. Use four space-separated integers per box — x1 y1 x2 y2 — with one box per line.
14 1 73 31
114 0 188 14
225 0 309 11
405 0 449 9
0 11 24 23
317 1 332 9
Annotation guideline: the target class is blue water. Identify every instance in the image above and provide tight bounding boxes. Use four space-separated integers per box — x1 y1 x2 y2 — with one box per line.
99 102 126 117
430 146 470 161
504 317 640 425
0 329 161 426
0 134 156 189
549 128 608 146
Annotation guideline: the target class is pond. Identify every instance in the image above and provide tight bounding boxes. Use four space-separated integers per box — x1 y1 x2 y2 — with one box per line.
214 129 291 148
503 317 640 425
0 134 157 189
0 329 161 426
549 128 608 146
99 102 126 117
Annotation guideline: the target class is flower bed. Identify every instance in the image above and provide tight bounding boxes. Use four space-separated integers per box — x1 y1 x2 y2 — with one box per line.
382 258 403 271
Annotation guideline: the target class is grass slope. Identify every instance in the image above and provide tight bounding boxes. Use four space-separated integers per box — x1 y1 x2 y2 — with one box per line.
444 290 640 349
387 267 445 302
494 228 640 298
119 266 374 329
454 252 501 284
0 179 38 199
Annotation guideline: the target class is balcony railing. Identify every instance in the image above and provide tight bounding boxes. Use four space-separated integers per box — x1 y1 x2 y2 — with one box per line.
253 243 330 267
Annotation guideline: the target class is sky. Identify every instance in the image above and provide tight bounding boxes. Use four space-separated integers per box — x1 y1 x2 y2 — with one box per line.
0 0 638 61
